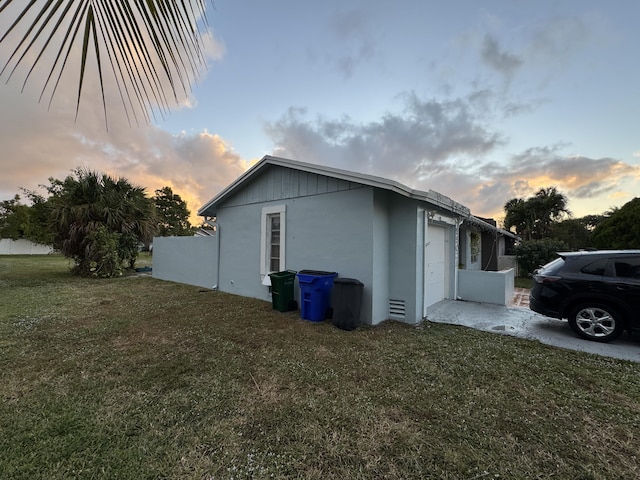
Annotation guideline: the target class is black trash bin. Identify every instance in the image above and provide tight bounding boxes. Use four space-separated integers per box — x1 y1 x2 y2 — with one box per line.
332 278 364 331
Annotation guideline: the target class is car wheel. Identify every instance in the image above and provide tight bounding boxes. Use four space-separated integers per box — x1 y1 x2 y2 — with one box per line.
568 303 624 343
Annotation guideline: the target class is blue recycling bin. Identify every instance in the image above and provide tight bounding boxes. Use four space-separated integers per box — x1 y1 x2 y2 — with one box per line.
296 270 338 322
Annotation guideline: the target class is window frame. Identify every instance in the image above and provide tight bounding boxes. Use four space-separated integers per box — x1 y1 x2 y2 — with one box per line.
260 205 286 277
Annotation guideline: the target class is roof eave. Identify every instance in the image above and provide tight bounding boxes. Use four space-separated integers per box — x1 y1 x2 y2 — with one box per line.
198 155 471 218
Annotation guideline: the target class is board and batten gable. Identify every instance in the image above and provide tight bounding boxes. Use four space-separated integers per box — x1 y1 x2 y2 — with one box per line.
221 165 365 207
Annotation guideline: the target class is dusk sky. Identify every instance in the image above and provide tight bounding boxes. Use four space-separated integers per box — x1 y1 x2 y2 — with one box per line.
1 1 639 225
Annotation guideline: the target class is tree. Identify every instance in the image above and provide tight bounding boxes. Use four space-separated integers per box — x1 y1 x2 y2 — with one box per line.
46 168 157 276
0 195 29 240
0 1 209 125
591 198 640 249
503 198 534 240
503 187 570 240
549 219 592 250
153 186 193 236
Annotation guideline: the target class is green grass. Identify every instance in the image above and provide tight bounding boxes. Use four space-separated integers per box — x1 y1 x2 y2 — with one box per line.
514 276 533 289
1 255 639 479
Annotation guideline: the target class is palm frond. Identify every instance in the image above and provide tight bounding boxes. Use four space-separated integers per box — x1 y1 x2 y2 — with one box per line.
0 0 209 126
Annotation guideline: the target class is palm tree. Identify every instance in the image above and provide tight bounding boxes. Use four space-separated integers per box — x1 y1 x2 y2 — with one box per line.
504 187 570 240
504 198 535 240
48 168 157 276
0 1 209 126
533 187 571 237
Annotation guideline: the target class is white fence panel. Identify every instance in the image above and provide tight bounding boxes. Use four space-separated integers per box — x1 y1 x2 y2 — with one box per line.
0 239 54 255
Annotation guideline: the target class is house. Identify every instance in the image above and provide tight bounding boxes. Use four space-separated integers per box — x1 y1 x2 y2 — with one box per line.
459 216 519 273
161 155 514 325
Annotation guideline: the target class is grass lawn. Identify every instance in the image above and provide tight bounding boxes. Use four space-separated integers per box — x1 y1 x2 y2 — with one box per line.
514 277 532 289
1 255 639 479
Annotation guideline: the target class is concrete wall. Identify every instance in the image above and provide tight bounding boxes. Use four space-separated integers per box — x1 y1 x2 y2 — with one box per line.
152 236 218 289
0 239 53 255
457 268 515 305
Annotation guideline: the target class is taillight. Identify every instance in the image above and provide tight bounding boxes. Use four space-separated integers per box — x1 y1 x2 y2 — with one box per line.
533 274 561 284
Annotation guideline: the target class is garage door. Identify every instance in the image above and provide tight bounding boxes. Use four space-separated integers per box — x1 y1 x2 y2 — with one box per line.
424 223 449 308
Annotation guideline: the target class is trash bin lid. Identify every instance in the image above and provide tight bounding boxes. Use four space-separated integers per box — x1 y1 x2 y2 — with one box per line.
334 277 363 286
297 270 337 276
269 270 297 278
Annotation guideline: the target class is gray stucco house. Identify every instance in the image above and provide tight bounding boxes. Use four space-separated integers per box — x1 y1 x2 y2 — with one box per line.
169 155 515 325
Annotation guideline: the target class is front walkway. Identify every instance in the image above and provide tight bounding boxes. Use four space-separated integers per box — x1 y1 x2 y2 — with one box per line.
509 288 530 308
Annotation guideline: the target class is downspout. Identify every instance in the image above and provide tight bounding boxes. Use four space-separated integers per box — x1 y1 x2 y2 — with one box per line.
204 217 220 290
455 218 463 301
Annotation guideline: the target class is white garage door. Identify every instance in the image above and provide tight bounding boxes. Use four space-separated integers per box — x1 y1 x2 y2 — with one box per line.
424 223 449 308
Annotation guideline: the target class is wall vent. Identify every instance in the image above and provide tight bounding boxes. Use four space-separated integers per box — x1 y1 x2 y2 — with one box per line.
389 299 406 320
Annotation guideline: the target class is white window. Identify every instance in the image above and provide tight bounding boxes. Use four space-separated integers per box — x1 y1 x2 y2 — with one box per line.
260 205 286 276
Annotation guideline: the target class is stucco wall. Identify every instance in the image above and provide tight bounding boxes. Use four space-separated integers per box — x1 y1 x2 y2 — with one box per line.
0 239 53 255
457 268 515 305
371 190 390 325
152 236 218 289
216 187 377 323
387 196 420 323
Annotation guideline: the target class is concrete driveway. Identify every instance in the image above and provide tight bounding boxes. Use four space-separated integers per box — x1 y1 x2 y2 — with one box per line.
426 293 640 363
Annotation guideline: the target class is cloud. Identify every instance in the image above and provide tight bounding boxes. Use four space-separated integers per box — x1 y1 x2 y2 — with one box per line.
0 71 245 224
266 91 505 181
264 94 640 221
481 35 523 76
320 8 377 78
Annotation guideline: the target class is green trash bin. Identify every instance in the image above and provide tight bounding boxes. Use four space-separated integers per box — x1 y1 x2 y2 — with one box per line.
268 270 297 312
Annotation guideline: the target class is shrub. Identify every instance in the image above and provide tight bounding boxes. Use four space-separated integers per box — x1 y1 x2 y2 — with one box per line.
72 226 123 278
515 239 568 277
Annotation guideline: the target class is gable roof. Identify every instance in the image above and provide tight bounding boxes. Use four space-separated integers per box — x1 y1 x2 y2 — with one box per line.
198 155 471 217
198 155 519 239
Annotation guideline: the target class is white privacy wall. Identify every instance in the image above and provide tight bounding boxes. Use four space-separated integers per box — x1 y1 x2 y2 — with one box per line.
457 268 515 306
152 236 218 289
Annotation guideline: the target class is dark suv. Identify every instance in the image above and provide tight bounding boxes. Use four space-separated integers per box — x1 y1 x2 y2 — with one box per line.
530 250 640 342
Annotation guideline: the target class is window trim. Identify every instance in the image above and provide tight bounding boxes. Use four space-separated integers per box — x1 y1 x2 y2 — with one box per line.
260 205 286 277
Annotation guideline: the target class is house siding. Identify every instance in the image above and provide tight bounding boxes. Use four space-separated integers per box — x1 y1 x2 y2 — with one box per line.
222 166 363 207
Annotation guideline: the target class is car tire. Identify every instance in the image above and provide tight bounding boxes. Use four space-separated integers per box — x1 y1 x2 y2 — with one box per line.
568 303 624 343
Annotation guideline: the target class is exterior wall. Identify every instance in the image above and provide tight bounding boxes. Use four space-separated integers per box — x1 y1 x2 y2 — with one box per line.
460 227 482 270
481 230 498 271
216 184 377 323
152 236 218 289
371 190 390 324
0 239 53 255
387 195 420 323
457 268 515 305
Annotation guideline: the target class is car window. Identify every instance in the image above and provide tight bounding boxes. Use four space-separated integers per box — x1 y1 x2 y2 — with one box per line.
613 257 640 279
580 259 608 276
